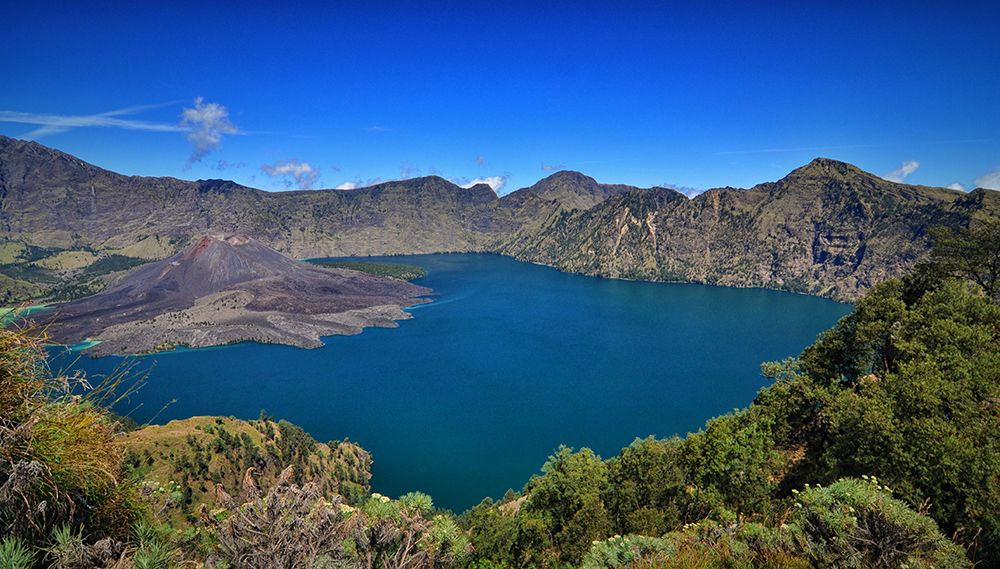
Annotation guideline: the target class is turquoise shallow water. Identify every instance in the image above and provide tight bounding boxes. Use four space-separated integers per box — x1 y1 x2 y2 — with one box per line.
50 253 851 511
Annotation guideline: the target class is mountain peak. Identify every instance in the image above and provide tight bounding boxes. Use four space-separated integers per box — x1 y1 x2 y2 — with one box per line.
500 170 637 211
536 170 598 186
789 157 870 179
187 233 253 256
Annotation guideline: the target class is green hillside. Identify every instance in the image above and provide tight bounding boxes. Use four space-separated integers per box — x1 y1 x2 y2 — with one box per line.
0 221 997 568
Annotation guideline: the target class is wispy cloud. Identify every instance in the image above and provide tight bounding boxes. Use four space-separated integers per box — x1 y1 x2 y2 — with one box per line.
0 101 184 139
214 159 246 171
261 159 320 190
541 163 564 172
365 125 391 133
882 160 920 183
475 154 487 166
718 139 992 157
975 166 1000 190
456 175 507 193
717 143 880 156
0 98 240 167
180 98 239 167
399 164 421 179
946 182 966 191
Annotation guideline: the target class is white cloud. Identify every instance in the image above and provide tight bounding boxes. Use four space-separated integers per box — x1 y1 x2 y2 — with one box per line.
882 160 920 183
541 163 564 172
334 177 383 190
663 183 704 198
946 182 966 191
180 98 239 167
261 159 320 190
974 167 1000 190
458 176 507 193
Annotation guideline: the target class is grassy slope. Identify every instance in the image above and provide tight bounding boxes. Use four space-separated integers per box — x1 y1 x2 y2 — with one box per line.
0 273 42 304
123 416 371 524
0 241 151 304
31 250 99 270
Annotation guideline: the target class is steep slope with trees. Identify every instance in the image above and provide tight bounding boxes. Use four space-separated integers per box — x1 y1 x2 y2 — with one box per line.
462 223 1000 567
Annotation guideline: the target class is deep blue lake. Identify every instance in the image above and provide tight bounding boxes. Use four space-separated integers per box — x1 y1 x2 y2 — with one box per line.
51 253 851 511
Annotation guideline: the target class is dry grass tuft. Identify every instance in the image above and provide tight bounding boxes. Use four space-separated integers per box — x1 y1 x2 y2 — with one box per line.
0 325 144 542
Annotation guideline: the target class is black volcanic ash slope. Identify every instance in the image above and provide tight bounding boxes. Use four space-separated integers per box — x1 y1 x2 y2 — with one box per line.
42 233 430 353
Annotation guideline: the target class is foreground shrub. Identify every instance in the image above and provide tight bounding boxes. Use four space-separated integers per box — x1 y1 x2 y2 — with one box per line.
0 326 141 544
355 491 471 569
585 524 811 569
202 467 470 569
791 478 969 568
202 465 355 568
580 478 969 569
130 523 179 569
581 534 674 569
0 536 35 569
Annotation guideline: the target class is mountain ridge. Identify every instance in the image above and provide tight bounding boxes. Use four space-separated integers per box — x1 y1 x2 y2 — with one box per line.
2 135 997 301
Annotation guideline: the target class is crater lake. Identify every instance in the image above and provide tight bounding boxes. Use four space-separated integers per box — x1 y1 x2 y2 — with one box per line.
50 253 852 511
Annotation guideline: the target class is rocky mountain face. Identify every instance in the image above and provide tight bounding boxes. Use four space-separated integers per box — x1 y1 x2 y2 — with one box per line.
3 135 998 301
503 159 998 299
0 136 510 257
500 170 641 212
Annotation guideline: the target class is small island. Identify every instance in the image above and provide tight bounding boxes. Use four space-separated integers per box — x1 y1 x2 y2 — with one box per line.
38 233 431 355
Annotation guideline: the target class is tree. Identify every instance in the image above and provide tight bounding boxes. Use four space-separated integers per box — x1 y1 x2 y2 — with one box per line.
768 278 1000 563
603 436 686 535
681 411 781 516
926 222 1000 301
523 446 612 564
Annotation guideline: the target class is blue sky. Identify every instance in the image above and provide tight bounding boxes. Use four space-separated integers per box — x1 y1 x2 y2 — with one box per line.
2 1 999 195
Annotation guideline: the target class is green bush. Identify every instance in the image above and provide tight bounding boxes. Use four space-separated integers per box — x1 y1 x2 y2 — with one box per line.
791 478 969 568
131 523 179 569
0 537 35 569
581 534 674 569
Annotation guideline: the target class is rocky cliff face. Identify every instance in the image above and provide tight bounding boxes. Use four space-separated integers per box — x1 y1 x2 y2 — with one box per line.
503 159 995 299
3 136 998 301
